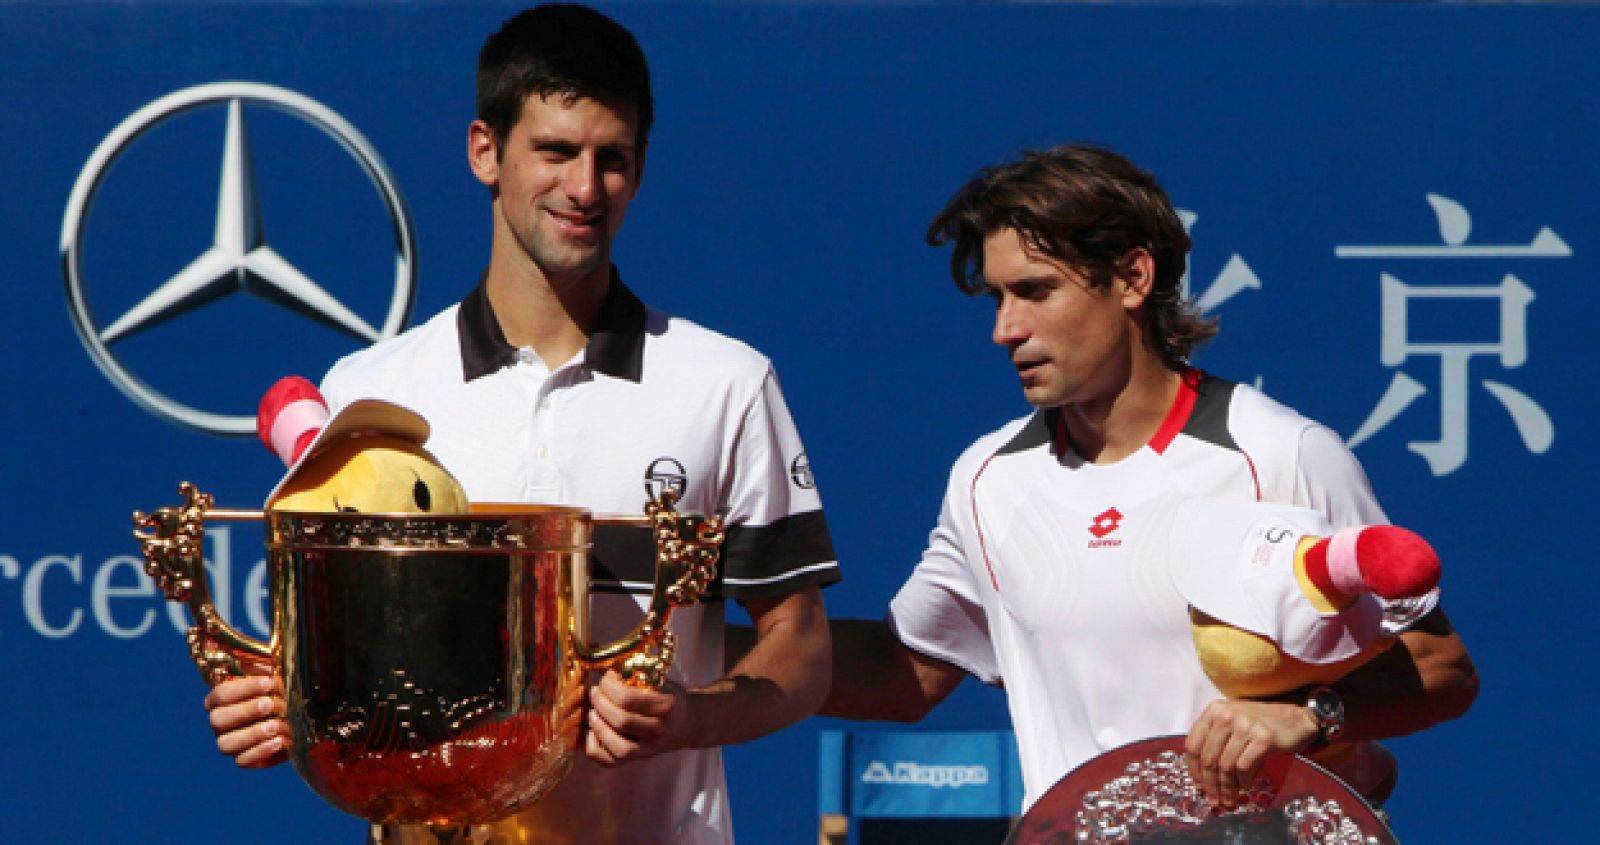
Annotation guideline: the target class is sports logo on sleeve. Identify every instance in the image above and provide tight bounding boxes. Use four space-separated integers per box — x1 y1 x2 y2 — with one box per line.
789 451 815 490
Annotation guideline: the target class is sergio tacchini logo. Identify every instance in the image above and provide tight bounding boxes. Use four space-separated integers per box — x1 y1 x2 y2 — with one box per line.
60 81 417 437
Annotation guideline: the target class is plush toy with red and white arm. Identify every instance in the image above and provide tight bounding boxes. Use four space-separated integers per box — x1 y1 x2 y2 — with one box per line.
1182 518 1440 699
1172 498 1441 799
256 375 468 514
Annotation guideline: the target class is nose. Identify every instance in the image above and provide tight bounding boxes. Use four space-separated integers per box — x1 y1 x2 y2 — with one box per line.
564 153 603 208
992 296 1027 349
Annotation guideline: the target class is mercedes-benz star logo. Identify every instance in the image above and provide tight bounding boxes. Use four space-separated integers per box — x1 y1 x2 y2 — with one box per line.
61 81 417 436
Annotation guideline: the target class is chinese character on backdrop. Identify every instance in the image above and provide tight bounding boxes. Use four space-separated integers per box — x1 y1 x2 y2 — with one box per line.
1336 194 1564 476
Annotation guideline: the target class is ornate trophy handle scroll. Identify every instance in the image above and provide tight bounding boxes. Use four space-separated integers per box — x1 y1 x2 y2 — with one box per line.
574 488 725 690
133 482 274 686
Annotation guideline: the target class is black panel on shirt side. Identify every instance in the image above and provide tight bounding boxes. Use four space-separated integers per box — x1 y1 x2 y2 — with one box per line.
1183 374 1241 453
995 409 1057 456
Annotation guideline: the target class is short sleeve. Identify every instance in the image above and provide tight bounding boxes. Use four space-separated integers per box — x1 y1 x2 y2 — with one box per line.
716 368 840 599
887 470 1001 684
1292 424 1389 529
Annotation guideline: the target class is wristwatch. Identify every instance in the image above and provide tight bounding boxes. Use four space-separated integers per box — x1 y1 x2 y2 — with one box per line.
1305 685 1345 752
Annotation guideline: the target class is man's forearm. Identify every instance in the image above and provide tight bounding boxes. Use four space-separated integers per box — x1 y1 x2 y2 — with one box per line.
1335 607 1478 741
683 587 831 749
724 615 968 725
820 618 965 723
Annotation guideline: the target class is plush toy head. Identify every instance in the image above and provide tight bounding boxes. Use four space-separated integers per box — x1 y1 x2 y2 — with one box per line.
257 376 468 514
269 433 469 513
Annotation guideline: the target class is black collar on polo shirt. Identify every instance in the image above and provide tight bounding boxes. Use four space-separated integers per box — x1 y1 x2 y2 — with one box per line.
457 267 648 383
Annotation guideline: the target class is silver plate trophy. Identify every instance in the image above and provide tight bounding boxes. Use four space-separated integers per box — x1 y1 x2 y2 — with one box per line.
1005 736 1398 845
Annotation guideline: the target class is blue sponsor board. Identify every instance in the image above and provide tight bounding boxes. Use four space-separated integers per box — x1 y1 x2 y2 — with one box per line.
3 2 1592 841
819 730 1024 820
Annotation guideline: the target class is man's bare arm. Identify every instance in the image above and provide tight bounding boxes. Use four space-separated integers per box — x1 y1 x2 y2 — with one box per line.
731 617 967 724
823 618 967 722
1335 607 1478 736
586 586 831 764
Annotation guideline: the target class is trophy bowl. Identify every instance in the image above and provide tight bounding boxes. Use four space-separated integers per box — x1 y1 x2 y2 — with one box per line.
133 483 721 829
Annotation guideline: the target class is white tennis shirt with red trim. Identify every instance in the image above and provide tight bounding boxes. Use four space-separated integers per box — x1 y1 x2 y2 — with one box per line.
887 370 1434 809
319 273 840 845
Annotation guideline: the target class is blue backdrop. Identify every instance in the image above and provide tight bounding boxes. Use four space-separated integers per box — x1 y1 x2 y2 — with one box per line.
4 2 1593 841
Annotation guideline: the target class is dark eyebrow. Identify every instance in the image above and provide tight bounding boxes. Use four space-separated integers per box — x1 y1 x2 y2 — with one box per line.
527 134 636 157
997 273 1061 289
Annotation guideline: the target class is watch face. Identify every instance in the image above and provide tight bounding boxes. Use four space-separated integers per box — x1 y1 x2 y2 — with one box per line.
1310 687 1345 737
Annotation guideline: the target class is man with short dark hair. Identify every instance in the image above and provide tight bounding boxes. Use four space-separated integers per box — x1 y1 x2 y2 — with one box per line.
204 6 839 843
820 144 1477 813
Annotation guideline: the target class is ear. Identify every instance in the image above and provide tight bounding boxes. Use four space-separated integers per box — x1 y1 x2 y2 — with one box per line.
467 119 501 188
1118 247 1156 310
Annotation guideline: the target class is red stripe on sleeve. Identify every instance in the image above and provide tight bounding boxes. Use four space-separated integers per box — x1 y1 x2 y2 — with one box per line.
970 452 1002 592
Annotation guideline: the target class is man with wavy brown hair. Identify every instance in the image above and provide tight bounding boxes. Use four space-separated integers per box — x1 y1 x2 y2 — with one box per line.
819 143 1476 814
931 144 1216 373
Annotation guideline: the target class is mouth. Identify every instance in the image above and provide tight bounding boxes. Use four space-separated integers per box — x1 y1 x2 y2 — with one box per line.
548 208 603 239
1013 358 1047 386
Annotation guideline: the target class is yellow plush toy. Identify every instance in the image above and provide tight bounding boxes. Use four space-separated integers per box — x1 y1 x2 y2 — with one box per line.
1171 499 1441 800
257 376 468 514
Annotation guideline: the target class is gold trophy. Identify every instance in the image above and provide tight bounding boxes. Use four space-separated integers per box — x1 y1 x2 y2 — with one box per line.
133 481 722 837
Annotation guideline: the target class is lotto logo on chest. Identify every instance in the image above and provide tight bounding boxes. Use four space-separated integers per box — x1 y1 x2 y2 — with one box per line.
1087 507 1124 548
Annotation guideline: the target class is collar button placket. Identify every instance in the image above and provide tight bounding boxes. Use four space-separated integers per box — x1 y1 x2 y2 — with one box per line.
514 350 550 501
527 371 563 500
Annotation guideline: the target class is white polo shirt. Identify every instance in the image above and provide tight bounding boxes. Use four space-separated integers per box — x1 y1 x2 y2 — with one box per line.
321 271 840 845
887 371 1436 808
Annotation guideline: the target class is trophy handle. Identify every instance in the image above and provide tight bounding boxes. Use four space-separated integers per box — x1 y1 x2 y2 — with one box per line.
575 489 725 689
133 482 275 686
